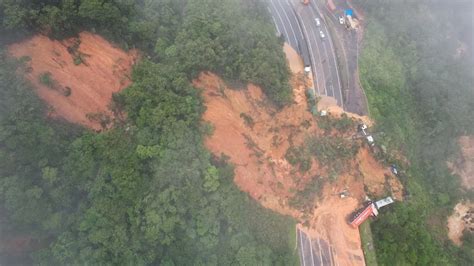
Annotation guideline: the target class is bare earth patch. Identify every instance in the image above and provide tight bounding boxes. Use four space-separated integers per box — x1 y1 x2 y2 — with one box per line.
448 135 474 190
8 32 138 130
447 201 474 246
194 44 402 265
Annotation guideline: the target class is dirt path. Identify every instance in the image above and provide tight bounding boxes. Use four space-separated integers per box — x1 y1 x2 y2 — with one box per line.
195 44 402 265
8 32 138 130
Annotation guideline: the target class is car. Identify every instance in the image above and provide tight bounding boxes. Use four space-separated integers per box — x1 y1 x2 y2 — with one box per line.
315 18 321 26
319 30 325 39
339 16 345 24
390 164 399 175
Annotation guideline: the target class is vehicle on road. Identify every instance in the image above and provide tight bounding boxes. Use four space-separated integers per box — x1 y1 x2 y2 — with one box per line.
339 16 345 24
349 201 378 228
315 18 321 26
319 30 325 39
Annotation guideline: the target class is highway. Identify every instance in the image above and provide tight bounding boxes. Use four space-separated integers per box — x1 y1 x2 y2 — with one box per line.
266 0 304 55
297 228 336 266
266 0 344 107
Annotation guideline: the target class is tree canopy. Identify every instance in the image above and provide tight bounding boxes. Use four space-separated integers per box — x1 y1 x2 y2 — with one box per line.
356 0 474 264
0 0 298 264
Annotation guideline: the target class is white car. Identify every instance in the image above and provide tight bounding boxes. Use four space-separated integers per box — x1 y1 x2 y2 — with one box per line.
319 30 325 39
339 16 345 24
315 18 321 26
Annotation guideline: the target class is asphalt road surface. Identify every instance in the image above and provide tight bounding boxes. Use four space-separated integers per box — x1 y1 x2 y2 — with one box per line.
297 228 336 266
266 0 344 107
318 0 368 115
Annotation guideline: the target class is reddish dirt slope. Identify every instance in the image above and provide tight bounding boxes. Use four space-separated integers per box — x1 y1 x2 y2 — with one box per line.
194 45 403 265
448 201 474 246
8 32 138 130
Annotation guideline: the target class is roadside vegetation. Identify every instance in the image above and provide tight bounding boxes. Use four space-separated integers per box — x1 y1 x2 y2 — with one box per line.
0 0 297 264
359 221 377 266
355 0 474 264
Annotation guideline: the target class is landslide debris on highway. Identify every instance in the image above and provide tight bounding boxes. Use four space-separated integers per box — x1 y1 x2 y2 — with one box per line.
8 32 138 130
194 44 403 265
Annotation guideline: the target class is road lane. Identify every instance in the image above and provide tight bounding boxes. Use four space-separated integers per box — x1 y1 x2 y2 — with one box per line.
268 0 299 51
266 0 345 107
298 5 329 96
268 0 293 47
276 0 300 47
310 2 344 107
297 227 341 266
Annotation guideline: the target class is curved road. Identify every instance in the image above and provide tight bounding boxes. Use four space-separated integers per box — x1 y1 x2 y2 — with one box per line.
266 0 344 107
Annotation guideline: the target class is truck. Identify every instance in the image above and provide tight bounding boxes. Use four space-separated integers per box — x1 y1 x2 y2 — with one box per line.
349 201 378 228
358 124 375 147
375 197 394 209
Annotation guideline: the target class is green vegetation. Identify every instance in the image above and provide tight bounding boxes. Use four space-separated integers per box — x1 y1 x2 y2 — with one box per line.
317 113 355 134
1 0 291 106
288 178 324 214
285 146 312 173
240 113 255 129
359 221 378 266
306 135 359 175
0 0 298 264
356 0 474 264
39 71 54 88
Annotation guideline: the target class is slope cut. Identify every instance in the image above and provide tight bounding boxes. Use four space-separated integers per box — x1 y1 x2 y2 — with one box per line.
193 44 403 265
8 32 138 130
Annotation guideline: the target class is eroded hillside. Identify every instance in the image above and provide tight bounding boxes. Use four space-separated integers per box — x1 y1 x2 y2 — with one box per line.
193 44 403 265
8 32 138 130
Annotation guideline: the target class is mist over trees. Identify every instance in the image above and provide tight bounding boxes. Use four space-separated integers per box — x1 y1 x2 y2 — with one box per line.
356 0 474 264
0 0 297 264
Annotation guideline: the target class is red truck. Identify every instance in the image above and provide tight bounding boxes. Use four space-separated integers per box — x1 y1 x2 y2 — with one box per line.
349 202 378 228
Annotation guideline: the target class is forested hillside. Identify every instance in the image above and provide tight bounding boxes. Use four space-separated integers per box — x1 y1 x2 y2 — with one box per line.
355 0 474 264
0 0 297 264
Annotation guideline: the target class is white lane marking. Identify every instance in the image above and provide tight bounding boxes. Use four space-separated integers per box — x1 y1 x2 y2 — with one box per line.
298 229 307 266
311 2 344 108
285 0 305 40
303 8 327 95
325 29 344 107
268 7 281 35
317 238 324 266
308 237 316 266
298 11 321 95
275 0 298 47
321 34 335 97
305 6 328 96
269 0 290 46
328 245 334 266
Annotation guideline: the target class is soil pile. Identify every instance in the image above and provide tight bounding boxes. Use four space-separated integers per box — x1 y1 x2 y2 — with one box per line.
8 32 138 130
447 201 474 246
194 45 403 265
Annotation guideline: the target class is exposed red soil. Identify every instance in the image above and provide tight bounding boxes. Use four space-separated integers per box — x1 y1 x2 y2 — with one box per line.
447 201 474 246
194 44 402 265
8 32 138 130
448 136 474 190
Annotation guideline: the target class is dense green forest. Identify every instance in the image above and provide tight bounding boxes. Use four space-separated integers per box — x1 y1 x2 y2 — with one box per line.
355 0 474 264
0 0 297 264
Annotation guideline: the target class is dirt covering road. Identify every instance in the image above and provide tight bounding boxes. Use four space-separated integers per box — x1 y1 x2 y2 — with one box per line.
8 32 138 130
194 44 402 265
